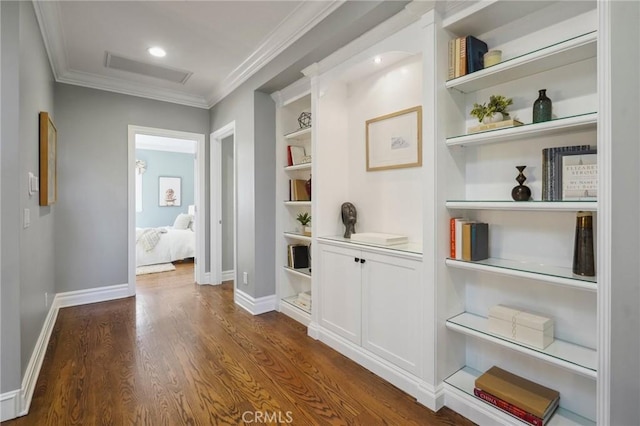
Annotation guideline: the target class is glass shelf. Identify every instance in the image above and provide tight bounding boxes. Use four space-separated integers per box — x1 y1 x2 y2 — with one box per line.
446 312 597 378
446 257 597 290
284 232 312 242
446 112 597 147
444 366 595 426
283 266 311 278
446 200 597 212
284 127 311 140
445 31 597 93
284 201 311 207
284 163 312 172
318 235 422 256
281 295 311 315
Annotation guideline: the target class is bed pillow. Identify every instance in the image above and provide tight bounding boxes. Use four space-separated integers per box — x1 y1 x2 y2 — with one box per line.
173 213 193 230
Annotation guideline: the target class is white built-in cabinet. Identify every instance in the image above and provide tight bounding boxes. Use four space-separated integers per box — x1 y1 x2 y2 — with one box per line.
317 240 421 375
271 1 639 424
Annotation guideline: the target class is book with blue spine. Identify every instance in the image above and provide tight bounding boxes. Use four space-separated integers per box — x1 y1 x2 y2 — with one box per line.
466 36 488 73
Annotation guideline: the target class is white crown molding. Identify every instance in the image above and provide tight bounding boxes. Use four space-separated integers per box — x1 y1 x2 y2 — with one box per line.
270 76 311 108
32 0 67 81
207 0 344 107
57 69 210 109
34 0 343 110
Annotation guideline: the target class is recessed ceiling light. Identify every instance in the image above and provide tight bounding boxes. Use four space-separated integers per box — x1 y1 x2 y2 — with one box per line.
148 47 166 58
374 56 382 64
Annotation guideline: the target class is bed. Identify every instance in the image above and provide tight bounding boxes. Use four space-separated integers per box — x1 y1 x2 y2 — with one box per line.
136 213 195 267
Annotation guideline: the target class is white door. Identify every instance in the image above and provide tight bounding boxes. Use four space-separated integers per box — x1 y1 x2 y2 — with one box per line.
318 244 362 344
361 252 421 375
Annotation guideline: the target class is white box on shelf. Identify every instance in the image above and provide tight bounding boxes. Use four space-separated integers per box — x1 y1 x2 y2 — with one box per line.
350 232 408 246
488 305 554 349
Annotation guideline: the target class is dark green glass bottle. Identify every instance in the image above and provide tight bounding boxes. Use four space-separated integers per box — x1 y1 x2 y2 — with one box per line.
532 89 552 123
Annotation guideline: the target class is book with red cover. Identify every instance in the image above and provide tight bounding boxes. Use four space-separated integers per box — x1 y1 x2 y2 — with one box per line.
287 146 293 166
474 387 558 426
475 366 560 419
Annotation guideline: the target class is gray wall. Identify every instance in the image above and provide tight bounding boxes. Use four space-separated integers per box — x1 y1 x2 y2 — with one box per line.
1 0 23 393
1 0 56 392
609 1 640 424
135 149 195 228
221 135 234 272
54 84 209 293
18 0 56 376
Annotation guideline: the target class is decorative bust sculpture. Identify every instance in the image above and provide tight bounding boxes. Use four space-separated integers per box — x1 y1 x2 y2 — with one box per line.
341 202 357 238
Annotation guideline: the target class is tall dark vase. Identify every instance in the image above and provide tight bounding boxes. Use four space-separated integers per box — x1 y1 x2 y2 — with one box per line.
511 166 532 201
532 89 552 123
573 211 595 276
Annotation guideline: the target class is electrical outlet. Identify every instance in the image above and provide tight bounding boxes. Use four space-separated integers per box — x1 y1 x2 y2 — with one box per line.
243 272 248 285
45 292 49 308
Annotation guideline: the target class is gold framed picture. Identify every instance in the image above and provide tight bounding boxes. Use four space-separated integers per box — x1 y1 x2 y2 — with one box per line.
39 111 57 206
366 106 422 171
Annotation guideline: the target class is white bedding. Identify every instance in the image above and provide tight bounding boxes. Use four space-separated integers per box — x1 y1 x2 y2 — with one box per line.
136 227 195 267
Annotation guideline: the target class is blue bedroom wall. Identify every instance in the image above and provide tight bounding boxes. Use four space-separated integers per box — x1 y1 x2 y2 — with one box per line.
136 149 195 228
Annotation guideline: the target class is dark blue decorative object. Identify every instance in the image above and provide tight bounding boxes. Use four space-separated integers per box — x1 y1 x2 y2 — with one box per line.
533 89 552 123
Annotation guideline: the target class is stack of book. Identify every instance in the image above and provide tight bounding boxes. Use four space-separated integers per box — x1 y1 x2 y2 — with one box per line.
448 35 488 79
293 291 311 311
289 179 310 201
475 366 560 426
449 219 489 261
287 244 309 269
541 145 593 201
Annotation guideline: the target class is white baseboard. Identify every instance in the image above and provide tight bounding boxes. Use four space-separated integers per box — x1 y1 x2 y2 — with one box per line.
0 283 132 421
221 270 234 282
55 283 130 308
0 390 20 422
317 326 439 410
201 272 211 285
234 289 277 315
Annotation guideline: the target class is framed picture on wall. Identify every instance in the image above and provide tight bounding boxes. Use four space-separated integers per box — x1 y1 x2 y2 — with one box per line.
39 111 57 206
159 176 181 206
366 106 422 171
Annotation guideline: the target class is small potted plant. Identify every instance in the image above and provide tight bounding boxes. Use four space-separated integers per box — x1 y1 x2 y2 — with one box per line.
470 95 513 123
296 212 312 236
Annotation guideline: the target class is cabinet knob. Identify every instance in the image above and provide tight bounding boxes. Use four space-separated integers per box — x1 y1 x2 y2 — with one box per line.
354 257 360 262
360 259 366 264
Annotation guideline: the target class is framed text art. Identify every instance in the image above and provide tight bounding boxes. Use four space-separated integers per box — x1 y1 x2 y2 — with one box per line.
159 176 181 207
366 106 422 171
39 111 57 206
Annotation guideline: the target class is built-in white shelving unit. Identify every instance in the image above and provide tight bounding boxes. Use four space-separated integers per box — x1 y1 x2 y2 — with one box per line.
272 83 313 326
435 1 600 424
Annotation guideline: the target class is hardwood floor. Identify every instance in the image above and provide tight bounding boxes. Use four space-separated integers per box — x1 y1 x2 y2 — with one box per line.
4 262 474 425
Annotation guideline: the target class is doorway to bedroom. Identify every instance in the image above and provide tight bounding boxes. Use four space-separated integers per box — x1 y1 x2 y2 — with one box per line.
128 126 206 294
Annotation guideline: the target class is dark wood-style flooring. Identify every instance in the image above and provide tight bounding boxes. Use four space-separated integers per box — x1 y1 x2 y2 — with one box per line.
4 262 474 425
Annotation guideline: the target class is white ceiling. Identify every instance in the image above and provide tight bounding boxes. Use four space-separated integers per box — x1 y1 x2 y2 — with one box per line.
33 1 342 109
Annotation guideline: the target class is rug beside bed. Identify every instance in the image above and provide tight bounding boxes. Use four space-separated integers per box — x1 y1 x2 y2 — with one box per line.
136 263 176 275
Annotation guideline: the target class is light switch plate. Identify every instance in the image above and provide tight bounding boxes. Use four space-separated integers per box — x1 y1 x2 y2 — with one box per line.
23 208 30 228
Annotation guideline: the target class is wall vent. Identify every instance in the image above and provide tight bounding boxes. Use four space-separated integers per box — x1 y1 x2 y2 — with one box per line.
105 52 192 84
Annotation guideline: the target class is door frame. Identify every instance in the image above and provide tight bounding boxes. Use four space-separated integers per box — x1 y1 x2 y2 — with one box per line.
210 121 237 286
127 125 206 295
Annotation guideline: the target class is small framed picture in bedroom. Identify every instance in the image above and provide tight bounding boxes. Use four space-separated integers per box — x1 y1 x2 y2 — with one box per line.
159 176 181 207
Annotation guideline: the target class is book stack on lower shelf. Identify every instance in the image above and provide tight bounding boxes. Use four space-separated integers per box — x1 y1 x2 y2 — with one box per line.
293 291 311 311
450 219 489 261
475 366 560 426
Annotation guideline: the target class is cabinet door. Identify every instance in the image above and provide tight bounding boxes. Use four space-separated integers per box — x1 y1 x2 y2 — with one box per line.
361 252 421 375
318 244 362 344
